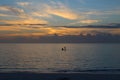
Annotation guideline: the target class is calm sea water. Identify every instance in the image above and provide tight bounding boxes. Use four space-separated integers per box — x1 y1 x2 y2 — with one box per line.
0 43 120 73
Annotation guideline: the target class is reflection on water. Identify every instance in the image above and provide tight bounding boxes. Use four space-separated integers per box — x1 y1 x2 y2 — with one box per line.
0 43 120 73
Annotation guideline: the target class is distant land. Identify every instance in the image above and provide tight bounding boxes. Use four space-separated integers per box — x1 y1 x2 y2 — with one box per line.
0 32 120 43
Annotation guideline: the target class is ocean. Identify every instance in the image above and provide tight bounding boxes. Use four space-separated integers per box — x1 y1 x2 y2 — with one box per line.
0 43 120 73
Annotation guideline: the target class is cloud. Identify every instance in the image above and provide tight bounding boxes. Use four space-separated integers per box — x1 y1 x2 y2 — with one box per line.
43 27 120 36
104 9 120 15
0 13 9 17
43 3 79 20
29 1 81 20
32 12 51 18
80 20 99 24
0 26 22 31
17 2 31 6
0 5 48 26
1 25 120 37
0 6 24 14
0 6 26 18
0 6 10 11
69 19 99 25
84 11 101 15
84 9 120 16
0 18 48 24
63 24 120 28
0 13 23 18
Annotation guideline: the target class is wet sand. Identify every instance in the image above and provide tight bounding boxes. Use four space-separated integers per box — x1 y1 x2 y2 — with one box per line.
0 72 120 80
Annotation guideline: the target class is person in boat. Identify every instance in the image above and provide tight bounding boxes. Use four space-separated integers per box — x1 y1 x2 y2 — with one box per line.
62 46 66 51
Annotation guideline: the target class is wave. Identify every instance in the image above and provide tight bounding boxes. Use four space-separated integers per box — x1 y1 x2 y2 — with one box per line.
1 68 120 73
56 69 120 73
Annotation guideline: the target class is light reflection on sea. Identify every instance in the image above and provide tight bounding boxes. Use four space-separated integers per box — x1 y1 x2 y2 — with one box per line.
0 43 120 73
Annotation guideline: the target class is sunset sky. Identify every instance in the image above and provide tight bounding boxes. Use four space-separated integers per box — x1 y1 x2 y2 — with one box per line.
0 0 120 38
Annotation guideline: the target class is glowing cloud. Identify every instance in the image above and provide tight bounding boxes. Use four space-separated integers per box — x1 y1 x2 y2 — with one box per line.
0 0 120 39
0 18 48 24
44 3 79 20
32 12 51 18
0 25 120 37
80 20 99 24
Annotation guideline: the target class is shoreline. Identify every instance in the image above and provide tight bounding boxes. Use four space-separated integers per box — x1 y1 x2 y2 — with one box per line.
0 72 120 80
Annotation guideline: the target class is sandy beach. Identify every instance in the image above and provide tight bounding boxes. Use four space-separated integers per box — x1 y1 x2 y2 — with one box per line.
0 72 120 80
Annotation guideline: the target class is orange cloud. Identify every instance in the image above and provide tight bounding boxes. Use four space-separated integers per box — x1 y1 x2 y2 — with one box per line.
44 3 79 20
0 18 48 24
0 26 18 31
0 13 9 17
0 26 120 37
0 33 46 37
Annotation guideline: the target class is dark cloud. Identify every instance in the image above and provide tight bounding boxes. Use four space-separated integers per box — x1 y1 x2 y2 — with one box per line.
62 23 120 28
0 24 47 26
0 32 120 43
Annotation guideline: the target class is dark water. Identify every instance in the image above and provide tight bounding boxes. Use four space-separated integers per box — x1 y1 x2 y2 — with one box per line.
0 43 120 73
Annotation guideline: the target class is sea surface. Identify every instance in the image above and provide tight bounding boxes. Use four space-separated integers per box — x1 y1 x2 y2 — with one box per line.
0 43 120 73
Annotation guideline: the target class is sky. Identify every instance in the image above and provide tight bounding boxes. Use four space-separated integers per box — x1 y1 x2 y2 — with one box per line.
0 0 120 38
